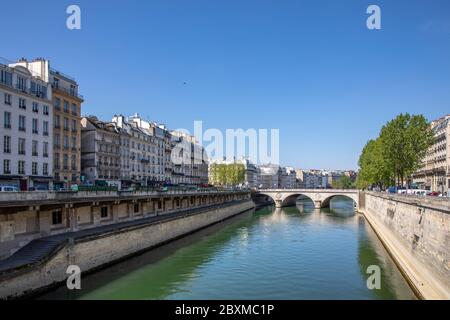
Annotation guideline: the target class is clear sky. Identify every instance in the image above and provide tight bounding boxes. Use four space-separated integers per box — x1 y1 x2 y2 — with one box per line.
2 0 450 169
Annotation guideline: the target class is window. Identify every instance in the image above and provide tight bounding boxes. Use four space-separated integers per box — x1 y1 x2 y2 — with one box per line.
16 76 26 91
63 100 69 112
71 136 77 149
71 119 77 132
53 78 59 89
54 153 60 169
32 140 38 156
63 154 68 169
32 162 38 175
3 136 11 153
71 103 77 115
0 70 13 86
32 102 39 113
100 206 108 218
18 160 25 175
54 134 60 147
54 115 60 128
4 93 11 105
71 154 76 170
19 98 26 109
63 117 69 130
64 135 69 149
43 142 49 157
3 159 10 174
43 121 49 136
54 97 61 109
18 138 26 155
43 163 48 176
3 111 11 129
52 210 63 225
19 115 26 131
43 105 49 115
32 118 38 134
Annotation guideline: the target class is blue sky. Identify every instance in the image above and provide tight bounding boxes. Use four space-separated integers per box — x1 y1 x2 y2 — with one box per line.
2 0 450 169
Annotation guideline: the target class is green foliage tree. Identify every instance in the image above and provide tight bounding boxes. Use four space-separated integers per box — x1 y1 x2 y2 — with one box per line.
356 113 434 190
209 163 246 186
332 175 354 189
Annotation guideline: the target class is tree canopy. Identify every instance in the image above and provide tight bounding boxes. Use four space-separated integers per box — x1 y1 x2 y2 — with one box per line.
209 163 246 186
356 113 434 189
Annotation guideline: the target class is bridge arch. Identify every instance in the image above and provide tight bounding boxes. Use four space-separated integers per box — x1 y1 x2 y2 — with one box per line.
280 194 314 207
321 194 357 209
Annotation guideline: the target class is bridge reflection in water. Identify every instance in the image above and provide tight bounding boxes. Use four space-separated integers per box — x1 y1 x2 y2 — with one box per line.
39 197 416 300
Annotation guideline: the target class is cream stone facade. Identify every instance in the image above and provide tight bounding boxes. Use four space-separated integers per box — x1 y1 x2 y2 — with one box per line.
412 115 450 194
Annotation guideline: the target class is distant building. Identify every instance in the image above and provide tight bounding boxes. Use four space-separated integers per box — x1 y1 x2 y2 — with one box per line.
412 115 450 193
280 167 296 189
81 116 121 187
259 164 280 189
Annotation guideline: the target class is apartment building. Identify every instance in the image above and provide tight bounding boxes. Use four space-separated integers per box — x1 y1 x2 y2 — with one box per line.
49 68 83 189
413 115 450 193
171 131 209 185
0 59 53 190
80 116 121 187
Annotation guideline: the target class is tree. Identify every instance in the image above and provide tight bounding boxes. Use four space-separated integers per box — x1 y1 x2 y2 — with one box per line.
379 113 433 186
332 175 354 189
209 163 245 186
356 113 434 190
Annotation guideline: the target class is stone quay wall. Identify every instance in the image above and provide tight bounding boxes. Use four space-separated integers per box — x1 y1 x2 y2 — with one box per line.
359 192 450 299
0 199 255 299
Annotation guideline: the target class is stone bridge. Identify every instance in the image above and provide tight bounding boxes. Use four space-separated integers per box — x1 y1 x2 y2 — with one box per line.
255 189 360 209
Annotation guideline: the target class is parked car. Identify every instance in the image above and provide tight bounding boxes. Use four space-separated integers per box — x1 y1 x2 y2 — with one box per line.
0 186 19 192
427 191 441 197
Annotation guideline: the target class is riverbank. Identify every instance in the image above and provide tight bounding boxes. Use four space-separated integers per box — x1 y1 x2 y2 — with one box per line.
0 199 255 299
359 192 450 300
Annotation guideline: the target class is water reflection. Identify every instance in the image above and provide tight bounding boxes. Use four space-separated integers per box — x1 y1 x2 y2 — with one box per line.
39 197 416 300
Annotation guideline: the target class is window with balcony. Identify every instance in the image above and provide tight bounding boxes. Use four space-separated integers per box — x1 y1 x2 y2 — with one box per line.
32 162 38 175
3 136 11 153
64 135 69 149
4 93 11 105
19 98 26 109
43 121 49 136
32 102 39 113
63 154 69 170
43 105 49 115
32 118 38 134
63 100 69 113
18 115 26 131
71 103 77 115
63 117 69 130
3 111 11 129
54 97 61 110
32 140 38 156
54 115 60 128
18 160 25 175
3 159 10 174
18 138 26 155
43 142 49 158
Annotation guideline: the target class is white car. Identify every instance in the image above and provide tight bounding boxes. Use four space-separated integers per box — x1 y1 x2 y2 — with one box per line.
0 186 19 192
